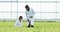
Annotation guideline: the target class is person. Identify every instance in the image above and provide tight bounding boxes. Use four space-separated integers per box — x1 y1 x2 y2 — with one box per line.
14 16 23 27
25 5 35 27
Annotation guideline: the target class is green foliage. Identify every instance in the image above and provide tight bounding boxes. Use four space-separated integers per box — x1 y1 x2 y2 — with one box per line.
0 21 60 32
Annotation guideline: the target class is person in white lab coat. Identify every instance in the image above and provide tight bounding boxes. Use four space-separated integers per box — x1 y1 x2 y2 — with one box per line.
25 5 35 27
14 16 23 27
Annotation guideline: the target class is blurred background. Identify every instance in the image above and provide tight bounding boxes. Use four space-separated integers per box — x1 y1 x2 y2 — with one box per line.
0 0 60 21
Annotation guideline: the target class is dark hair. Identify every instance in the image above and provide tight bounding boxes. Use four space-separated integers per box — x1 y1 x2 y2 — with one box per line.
25 5 29 8
19 16 23 19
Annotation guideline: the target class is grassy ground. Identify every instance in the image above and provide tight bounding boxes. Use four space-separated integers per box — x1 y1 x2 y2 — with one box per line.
0 21 60 32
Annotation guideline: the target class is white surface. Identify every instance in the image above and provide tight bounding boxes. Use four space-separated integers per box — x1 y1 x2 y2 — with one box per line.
0 1 60 19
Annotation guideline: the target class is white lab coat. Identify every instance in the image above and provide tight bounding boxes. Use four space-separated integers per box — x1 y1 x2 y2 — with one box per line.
25 8 35 25
25 8 35 19
14 20 22 27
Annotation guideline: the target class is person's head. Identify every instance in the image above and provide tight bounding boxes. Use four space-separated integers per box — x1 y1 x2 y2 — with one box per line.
25 5 30 11
19 16 23 21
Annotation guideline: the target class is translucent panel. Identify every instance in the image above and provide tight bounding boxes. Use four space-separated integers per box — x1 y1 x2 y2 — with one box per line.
18 0 56 1
57 13 60 19
57 0 60 1
12 13 17 19
18 3 40 12
41 0 56 1
18 3 25 12
0 3 11 12
12 3 17 12
12 0 17 1
35 13 40 19
0 13 11 19
57 3 60 12
18 13 26 19
0 0 17 1
18 0 41 1
49 3 56 12
0 0 11 1
40 13 57 19
40 3 56 12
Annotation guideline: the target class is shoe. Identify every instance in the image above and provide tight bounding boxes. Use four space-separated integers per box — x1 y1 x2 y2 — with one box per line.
27 25 30 27
31 25 34 27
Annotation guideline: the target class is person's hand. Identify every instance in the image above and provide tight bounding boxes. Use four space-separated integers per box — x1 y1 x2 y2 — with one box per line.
30 16 33 18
